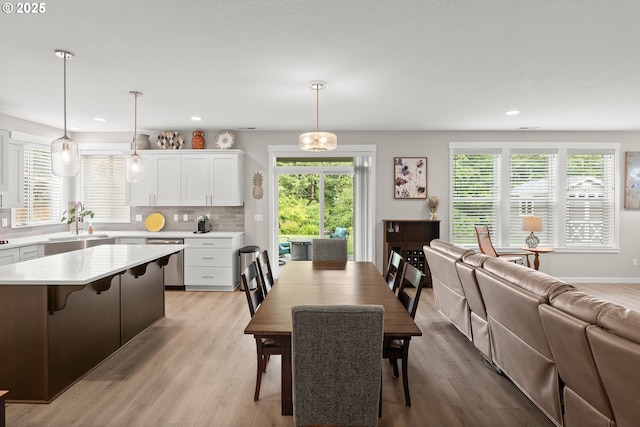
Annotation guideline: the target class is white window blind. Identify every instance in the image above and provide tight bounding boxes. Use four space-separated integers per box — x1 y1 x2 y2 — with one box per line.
14 144 62 226
565 152 615 247
508 152 557 247
450 143 618 251
451 152 500 245
81 155 129 223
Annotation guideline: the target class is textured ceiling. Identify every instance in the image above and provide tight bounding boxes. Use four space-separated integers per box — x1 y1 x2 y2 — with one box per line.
1 0 640 133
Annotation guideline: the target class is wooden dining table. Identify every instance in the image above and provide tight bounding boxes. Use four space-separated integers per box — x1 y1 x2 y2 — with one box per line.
244 260 423 415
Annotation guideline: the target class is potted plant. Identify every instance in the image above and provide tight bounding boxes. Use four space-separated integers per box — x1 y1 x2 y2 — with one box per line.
61 205 94 233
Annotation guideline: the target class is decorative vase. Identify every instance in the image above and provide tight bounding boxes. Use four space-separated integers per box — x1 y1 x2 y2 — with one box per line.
192 130 205 149
135 134 151 150
429 207 438 221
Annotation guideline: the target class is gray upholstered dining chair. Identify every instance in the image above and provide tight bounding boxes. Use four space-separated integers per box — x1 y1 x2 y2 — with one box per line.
311 238 347 262
291 304 384 427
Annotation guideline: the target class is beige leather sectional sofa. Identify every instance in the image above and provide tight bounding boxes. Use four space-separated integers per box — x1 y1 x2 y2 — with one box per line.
424 239 640 427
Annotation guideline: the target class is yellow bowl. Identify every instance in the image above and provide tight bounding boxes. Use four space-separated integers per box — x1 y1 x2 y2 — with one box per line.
145 213 165 232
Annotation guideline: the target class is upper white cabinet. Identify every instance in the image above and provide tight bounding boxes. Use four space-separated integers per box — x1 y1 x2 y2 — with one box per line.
0 140 24 208
128 153 181 206
0 130 8 192
181 150 244 206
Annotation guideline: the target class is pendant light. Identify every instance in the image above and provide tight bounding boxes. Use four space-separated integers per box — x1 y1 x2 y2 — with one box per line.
125 91 144 183
299 81 337 151
51 50 80 176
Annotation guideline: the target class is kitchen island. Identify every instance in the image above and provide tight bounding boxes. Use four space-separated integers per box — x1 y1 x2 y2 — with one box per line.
0 244 184 403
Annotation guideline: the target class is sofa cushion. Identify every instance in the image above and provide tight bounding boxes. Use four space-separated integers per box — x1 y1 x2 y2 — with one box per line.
429 239 473 259
482 257 573 300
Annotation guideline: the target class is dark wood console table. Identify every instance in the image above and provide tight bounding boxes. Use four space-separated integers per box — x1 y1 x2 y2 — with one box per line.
383 220 440 286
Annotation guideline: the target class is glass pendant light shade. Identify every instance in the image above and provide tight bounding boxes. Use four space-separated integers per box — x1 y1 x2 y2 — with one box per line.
299 81 337 151
126 91 145 183
299 131 337 151
125 152 144 183
51 50 80 177
51 135 80 176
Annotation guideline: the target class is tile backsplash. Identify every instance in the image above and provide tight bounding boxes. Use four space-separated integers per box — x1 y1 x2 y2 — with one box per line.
0 206 244 239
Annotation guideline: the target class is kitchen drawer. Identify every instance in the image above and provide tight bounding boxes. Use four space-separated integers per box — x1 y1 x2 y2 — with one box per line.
184 266 233 285
0 248 18 266
19 244 42 261
184 248 230 267
184 238 232 249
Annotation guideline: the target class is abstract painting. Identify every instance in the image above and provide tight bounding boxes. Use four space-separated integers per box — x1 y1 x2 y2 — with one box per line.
394 157 427 199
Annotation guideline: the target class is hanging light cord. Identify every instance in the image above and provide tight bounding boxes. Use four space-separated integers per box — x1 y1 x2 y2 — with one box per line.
131 91 141 155
62 53 68 138
315 84 320 132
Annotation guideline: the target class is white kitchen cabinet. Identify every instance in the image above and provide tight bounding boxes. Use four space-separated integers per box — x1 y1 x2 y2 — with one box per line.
181 151 244 206
184 236 240 291
19 245 42 261
0 142 24 208
0 129 8 192
0 248 19 266
128 153 181 206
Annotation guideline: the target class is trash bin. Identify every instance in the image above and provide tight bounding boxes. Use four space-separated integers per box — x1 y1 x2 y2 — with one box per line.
239 245 260 290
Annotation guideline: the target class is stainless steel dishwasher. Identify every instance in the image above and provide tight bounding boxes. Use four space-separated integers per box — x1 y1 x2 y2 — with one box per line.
146 238 184 288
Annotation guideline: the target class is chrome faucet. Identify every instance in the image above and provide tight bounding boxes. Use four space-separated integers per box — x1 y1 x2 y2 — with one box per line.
75 201 83 235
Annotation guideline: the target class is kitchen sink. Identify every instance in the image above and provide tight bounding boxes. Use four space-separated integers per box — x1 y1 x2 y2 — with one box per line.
44 236 116 256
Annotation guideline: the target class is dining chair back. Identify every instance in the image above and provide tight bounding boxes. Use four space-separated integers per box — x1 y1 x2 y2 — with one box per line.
241 262 265 317
291 304 384 427
384 262 424 407
384 250 404 294
242 261 282 401
256 250 275 295
311 238 347 262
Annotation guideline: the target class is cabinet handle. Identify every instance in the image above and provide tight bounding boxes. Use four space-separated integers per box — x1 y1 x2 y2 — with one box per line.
202 257 215 260
148 195 152 205
202 275 214 279
0 194 3 207
202 243 215 246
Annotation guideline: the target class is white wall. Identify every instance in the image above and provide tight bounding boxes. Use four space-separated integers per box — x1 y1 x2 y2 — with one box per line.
235 130 640 283
3 113 640 282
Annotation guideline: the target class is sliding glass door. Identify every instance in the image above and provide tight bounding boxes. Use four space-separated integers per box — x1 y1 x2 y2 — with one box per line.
276 162 354 259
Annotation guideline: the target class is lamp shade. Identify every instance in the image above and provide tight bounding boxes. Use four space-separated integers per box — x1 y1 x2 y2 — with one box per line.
51 135 80 176
522 216 542 232
299 131 337 151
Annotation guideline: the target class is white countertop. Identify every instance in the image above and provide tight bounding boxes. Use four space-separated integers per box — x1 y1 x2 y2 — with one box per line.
0 230 243 250
0 244 185 286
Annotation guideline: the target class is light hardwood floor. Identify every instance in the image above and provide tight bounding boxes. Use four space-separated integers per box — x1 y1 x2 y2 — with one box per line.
6 288 554 427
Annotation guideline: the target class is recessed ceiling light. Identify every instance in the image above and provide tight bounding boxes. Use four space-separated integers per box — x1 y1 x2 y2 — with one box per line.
93 117 107 122
191 116 202 121
505 110 520 116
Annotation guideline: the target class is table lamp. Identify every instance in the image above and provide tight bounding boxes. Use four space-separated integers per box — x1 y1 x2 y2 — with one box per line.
522 216 542 248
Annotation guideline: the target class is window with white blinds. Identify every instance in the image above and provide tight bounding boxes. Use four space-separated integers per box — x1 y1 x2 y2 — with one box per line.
508 152 557 246
451 152 500 245
565 152 615 247
451 143 618 250
81 155 129 222
14 144 63 226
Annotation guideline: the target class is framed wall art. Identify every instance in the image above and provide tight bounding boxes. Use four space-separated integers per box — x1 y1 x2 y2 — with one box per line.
624 151 640 209
394 157 427 199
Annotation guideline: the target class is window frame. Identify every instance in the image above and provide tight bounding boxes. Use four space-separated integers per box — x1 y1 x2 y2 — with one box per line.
449 141 620 253
11 139 65 228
